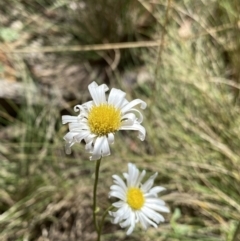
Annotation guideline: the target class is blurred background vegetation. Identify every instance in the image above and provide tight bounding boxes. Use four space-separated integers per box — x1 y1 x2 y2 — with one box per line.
0 0 240 240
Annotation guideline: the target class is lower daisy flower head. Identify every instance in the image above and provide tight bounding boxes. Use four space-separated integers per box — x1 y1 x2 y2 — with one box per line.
109 163 169 235
62 82 146 160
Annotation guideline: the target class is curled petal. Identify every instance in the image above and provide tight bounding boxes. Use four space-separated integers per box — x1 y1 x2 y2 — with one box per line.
125 108 144 123
81 101 93 110
121 113 136 125
120 122 146 141
121 99 147 114
74 104 86 113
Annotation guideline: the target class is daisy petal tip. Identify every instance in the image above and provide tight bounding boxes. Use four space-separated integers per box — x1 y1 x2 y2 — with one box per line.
138 133 146 141
126 226 135 235
65 145 72 155
165 207 170 213
89 154 101 161
140 101 147 109
73 105 81 112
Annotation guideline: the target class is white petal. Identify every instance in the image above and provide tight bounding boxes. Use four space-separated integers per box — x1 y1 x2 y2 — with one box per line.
120 122 146 141
141 206 165 223
149 186 166 196
136 170 146 187
85 133 97 142
73 104 89 113
80 100 93 110
90 154 101 161
141 172 158 192
109 211 121 223
88 82 108 105
108 88 126 108
127 163 139 187
101 136 111 156
124 108 144 123
107 133 115 144
65 142 73 155
112 175 127 191
62 115 78 124
123 172 129 181
63 132 79 142
112 201 125 208
121 99 147 113
73 131 92 142
110 185 126 198
136 211 148 230
68 122 89 131
119 217 131 228
109 204 130 223
109 190 126 201
85 140 94 152
145 202 170 213
144 197 165 206
121 113 136 125
90 136 110 160
138 211 158 229
126 212 136 235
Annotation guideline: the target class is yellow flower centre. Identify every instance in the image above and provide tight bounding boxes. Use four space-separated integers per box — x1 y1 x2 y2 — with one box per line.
88 104 121 136
127 187 145 210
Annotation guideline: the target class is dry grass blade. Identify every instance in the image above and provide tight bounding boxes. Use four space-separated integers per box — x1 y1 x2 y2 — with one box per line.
1 41 162 53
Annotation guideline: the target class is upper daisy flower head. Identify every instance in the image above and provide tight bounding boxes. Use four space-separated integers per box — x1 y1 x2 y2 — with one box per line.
109 163 169 235
62 82 147 160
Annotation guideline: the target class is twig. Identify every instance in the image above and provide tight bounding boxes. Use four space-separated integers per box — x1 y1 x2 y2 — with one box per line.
1 41 162 54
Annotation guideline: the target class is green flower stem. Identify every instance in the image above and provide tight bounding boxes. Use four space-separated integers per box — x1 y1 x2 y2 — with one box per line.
97 205 114 241
93 158 102 234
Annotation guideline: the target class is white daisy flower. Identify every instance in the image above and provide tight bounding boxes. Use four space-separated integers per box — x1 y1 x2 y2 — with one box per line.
109 163 169 235
62 82 146 160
